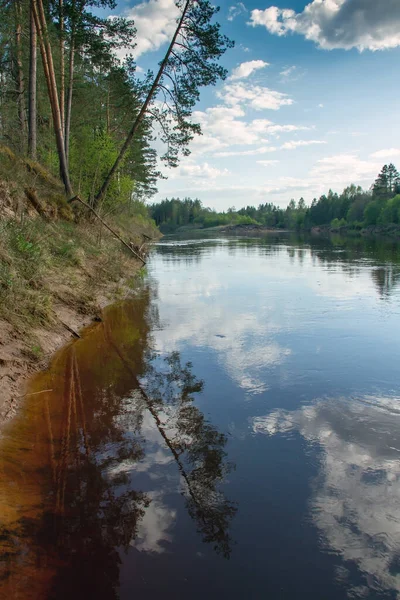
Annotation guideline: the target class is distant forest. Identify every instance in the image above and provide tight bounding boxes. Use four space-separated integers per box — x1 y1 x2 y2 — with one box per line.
150 163 400 233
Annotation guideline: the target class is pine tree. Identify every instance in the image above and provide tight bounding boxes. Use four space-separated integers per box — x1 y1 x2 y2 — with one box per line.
94 0 233 207
372 164 397 200
387 163 400 195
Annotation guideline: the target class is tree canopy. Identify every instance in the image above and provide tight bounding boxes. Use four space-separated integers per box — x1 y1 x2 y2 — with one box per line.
0 0 232 214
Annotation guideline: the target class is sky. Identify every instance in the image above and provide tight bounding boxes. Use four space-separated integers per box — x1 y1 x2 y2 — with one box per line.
112 0 400 210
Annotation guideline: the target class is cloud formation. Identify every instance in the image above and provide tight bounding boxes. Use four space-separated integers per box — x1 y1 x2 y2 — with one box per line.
215 147 277 157
229 60 270 80
219 82 294 110
172 161 230 179
281 139 327 150
257 159 280 166
190 100 310 156
227 2 247 21
280 65 296 79
249 0 400 51
123 0 179 57
192 105 267 149
311 154 381 182
370 148 400 159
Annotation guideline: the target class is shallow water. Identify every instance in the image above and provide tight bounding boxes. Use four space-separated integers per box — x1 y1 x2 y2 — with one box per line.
1 232 400 599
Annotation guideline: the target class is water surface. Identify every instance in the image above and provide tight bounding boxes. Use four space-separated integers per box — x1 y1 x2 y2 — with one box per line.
1 233 400 599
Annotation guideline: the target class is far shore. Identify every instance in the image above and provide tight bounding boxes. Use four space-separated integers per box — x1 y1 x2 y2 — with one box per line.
169 222 400 239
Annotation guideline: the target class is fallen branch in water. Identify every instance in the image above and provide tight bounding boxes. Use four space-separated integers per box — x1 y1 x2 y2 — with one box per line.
4 388 53 420
17 388 53 398
59 319 81 338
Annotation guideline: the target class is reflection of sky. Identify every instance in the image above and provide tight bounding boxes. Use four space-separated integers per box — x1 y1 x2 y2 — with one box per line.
151 243 294 395
133 491 176 554
253 396 400 598
117 236 400 598
113 403 179 555
149 238 400 399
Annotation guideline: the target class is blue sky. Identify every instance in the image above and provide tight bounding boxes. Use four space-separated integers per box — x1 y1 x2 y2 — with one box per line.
114 0 400 210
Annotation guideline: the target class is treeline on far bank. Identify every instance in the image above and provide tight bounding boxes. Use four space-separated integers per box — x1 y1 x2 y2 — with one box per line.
151 163 400 233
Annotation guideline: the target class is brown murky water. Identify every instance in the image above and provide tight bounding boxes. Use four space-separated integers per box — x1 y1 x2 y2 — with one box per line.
0 288 234 599
0 295 150 598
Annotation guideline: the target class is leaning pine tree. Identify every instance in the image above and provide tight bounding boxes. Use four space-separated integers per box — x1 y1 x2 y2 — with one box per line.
92 0 233 208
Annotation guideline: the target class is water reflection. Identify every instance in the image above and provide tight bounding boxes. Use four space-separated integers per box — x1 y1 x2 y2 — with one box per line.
160 232 400 300
2 232 400 599
0 290 236 599
253 396 400 598
153 239 293 396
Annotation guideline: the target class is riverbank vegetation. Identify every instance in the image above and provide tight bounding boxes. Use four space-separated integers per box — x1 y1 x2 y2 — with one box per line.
151 164 400 234
0 147 159 419
0 0 232 324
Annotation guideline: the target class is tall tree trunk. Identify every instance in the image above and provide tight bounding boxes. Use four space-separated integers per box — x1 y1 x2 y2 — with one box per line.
106 84 110 135
28 0 37 160
93 0 191 208
15 0 27 150
32 0 73 196
59 0 65 133
64 31 75 165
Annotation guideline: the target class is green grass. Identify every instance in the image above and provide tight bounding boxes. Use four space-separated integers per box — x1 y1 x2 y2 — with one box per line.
0 146 160 337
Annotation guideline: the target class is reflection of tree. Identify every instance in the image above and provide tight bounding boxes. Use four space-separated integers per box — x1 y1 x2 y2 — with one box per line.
105 317 237 559
0 291 236 598
145 352 237 559
306 234 400 296
160 234 400 298
370 265 400 298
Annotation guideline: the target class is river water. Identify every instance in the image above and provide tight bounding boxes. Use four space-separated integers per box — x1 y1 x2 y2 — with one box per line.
1 232 400 599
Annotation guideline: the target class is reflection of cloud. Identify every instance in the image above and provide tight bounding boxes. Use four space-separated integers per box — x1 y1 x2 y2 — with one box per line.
153 266 290 396
132 492 176 554
253 396 400 597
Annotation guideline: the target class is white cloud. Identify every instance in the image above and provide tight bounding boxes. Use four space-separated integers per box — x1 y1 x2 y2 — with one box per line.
249 0 400 51
279 64 306 83
191 103 308 154
252 120 310 135
227 2 247 21
215 138 324 157
123 0 179 58
281 139 327 150
192 105 266 149
229 60 270 80
257 159 280 166
318 103 324 108
173 161 230 179
311 154 381 183
370 148 400 160
263 176 313 194
216 147 277 157
280 65 296 79
218 82 294 111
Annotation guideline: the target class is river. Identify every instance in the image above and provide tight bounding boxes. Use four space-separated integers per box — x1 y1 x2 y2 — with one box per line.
1 232 400 599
